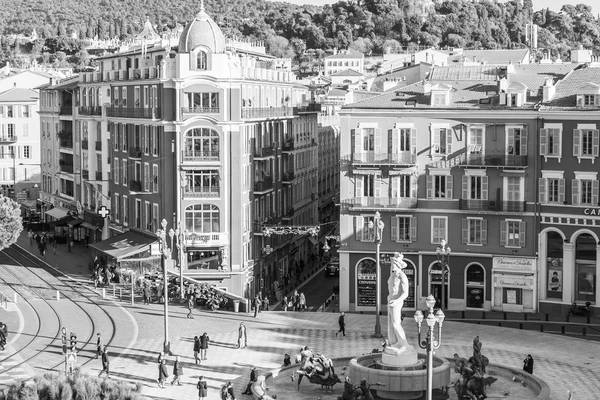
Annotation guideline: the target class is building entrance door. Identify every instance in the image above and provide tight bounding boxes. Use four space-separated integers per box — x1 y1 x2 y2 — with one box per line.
429 283 448 309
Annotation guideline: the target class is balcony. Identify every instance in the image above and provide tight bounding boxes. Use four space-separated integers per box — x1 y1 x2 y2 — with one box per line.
82 169 89 180
283 207 294 218
459 154 528 168
106 106 161 119
254 177 274 193
282 140 295 152
254 145 274 159
183 150 219 162
129 180 142 191
78 106 102 116
60 106 73 115
241 107 292 119
181 107 220 114
184 232 228 248
59 138 73 149
128 147 142 159
183 186 220 198
0 135 17 143
59 163 74 173
341 197 418 209
95 171 103 180
459 199 526 212
282 172 295 183
342 152 417 165
95 141 102 151
82 139 88 149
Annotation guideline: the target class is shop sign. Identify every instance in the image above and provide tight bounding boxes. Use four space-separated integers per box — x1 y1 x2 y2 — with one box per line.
493 257 535 272
493 275 534 289
584 208 600 216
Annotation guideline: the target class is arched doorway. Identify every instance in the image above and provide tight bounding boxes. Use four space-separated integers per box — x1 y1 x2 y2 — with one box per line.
546 231 564 299
575 233 596 303
402 259 416 309
356 258 377 308
466 264 485 308
429 262 449 309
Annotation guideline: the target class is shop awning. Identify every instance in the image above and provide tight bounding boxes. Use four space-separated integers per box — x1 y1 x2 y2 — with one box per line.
46 207 69 219
68 218 84 227
19 200 37 210
50 216 74 227
89 230 158 261
81 222 101 230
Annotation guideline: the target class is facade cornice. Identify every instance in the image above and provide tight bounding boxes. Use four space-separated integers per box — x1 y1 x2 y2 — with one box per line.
339 108 540 119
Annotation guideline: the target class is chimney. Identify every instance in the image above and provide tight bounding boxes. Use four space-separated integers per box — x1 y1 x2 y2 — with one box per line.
497 77 508 93
423 82 432 94
506 60 514 74
542 78 555 102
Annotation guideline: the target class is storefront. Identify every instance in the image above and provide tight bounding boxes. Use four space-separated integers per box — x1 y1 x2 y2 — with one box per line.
492 256 536 312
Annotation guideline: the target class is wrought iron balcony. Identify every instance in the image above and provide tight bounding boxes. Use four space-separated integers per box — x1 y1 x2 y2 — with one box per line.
181 107 220 114
129 180 142 191
282 172 295 182
128 147 142 159
341 152 417 165
241 107 293 119
60 106 73 115
459 154 528 168
183 186 220 198
59 163 74 173
459 199 526 212
106 106 161 119
0 135 17 143
59 138 73 149
183 150 219 162
254 177 274 193
282 140 295 152
283 207 294 218
184 232 228 247
341 197 418 209
254 145 274 158
78 106 102 116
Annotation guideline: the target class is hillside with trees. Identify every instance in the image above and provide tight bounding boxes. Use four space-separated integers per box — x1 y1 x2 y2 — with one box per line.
0 0 599 69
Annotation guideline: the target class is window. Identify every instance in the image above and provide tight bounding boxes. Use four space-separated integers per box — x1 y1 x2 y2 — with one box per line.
462 218 487 245
362 128 375 151
152 203 159 232
144 87 149 107
426 174 453 199
183 128 219 160
7 106 13 118
540 128 561 157
23 146 30 159
462 175 488 200
388 128 416 156
185 204 220 233
573 128 599 159
144 201 151 230
114 193 120 222
143 163 149 191
122 195 128 225
354 215 376 242
507 127 527 156
391 216 416 242
122 159 128 185
196 51 207 70
390 175 412 198
548 179 561 202
152 164 158 192
468 127 483 153
135 199 141 228
121 87 127 107
572 174 599 206
134 86 140 107
23 106 30 118
431 127 452 155
584 94 595 106
539 172 565 204
151 126 158 156
184 170 220 196
432 93 447 106
186 93 219 111
113 157 119 184
431 216 447 244
121 125 127 151
500 220 525 247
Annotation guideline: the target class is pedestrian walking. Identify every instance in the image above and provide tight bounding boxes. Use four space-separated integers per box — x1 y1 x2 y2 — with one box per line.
242 366 257 395
193 335 201 364
283 296 288 312
170 355 183 386
52 237 57 255
96 333 104 359
27 230 33 246
263 296 270 311
293 290 300 311
238 322 247 349
187 296 194 319
98 347 110 378
226 381 236 399
299 292 306 311
200 332 209 360
253 295 261 318
336 311 346 337
38 235 47 257
197 375 208 399
144 285 152 304
158 351 164 364
158 359 169 388
523 354 534 374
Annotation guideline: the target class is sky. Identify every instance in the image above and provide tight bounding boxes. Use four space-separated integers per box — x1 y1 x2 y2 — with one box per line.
276 0 597 14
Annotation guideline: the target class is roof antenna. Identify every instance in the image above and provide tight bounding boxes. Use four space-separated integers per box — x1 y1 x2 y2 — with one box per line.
200 0 205 13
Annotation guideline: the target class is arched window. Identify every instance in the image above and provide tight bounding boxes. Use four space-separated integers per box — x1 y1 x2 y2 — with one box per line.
185 204 220 233
183 128 219 161
356 259 377 307
575 233 597 302
546 231 564 298
196 51 207 70
466 264 484 308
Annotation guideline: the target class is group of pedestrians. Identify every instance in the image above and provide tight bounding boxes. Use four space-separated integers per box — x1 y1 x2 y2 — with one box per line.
282 290 307 312
27 230 54 258
192 333 210 365
251 294 270 317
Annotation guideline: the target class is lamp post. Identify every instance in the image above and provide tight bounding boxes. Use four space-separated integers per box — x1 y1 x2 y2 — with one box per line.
414 294 445 400
436 239 451 310
367 211 384 337
156 218 174 354
173 225 188 299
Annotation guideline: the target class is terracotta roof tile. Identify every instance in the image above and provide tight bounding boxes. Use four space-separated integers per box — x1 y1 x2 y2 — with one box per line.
542 66 600 109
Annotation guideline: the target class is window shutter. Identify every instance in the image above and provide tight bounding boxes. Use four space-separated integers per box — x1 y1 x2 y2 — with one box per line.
592 129 600 157
355 176 363 198
499 93 506 105
446 175 453 199
355 216 364 241
390 129 397 154
481 176 489 200
410 128 417 155
410 217 417 242
507 128 515 154
481 220 488 244
410 175 418 198
519 222 526 247
374 128 382 154
596 95 600 106
540 128 548 155
539 178 546 203
573 129 581 156
572 179 580 206
426 175 433 199
374 177 381 198
577 95 584 107
462 219 468 244
592 180 599 206
446 128 453 154
554 129 562 156
430 126 439 155
500 221 508 246
390 176 399 198
520 127 528 155
462 175 469 199
558 179 566 203
391 217 398 241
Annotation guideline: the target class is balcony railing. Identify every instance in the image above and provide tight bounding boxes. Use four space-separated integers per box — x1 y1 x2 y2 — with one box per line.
183 151 219 162
283 207 294 218
81 139 88 149
95 141 102 151
282 140 295 151
282 172 295 182
59 138 73 149
60 106 73 115
129 180 142 191
459 199 526 212
254 145 274 158
129 147 142 159
0 135 17 143
82 169 89 180
341 197 418 209
184 232 228 247
183 186 220 198
78 106 102 116
59 164 74 173
106 106 161 119
95 171 103 180
181 107 220 114
459 154 528 168
241 107 292 119
342 152 417 165
254 178 274 192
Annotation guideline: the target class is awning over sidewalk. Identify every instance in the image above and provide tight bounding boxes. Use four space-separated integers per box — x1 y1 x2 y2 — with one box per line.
81 221 101 230
46 207 69 219
89 230 158 261
68 218 84 227
50 216 75 227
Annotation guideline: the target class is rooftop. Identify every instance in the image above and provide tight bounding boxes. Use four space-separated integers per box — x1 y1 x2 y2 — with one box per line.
330 68 364 77
325 49 364 60
443 48 530 65
0 87 39 102
542 65 600 109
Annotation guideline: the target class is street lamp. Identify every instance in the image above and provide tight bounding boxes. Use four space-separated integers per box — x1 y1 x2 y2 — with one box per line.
156 218 174 354
367 211 384 337
436 239 451 310
173 225 188 299
414 294 445 400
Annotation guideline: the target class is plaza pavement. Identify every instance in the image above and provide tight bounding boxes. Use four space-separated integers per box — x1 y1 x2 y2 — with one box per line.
2 230 599 400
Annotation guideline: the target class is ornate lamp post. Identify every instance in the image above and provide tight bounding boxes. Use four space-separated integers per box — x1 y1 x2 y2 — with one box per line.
367 211 384 337
436 239 451 310
173 225 188 299
414 294 445 400
156 218 174 354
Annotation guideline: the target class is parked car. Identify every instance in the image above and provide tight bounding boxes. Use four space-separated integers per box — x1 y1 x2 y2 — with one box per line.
325 261 339 276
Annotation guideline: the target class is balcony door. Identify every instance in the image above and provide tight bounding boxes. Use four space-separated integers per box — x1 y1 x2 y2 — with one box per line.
503 176 524 212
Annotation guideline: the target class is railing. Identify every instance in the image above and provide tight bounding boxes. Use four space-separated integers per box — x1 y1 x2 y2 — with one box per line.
106 106 161 119
283 207 294 218
459 154 528 167
241 107 292 119
59 138 73 149
60 164 74 173
96 171 103 180
282 140 295 151
282 172 295 182
342 152 416 165
183 186 220 197
81 140 88 149
254 146 274 158
459 199 526 212
95 141 102 151
184 232 228 247
295 103 321 113
183 151 219 162
78 106 102 116
129 180 142 191
254 178 273 192
128 147 142 158
341 197 418 209
0 135 17 143
60 106 73 115
181 107 220 114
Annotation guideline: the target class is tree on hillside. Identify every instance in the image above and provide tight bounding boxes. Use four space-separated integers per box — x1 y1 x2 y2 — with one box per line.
0 195 23 251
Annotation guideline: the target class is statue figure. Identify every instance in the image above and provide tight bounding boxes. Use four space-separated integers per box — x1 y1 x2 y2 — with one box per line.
469 335 488 376
386 252 409 348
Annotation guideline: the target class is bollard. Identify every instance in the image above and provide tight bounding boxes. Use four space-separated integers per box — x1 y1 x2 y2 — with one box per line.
102 288 106 298
14 293 18 303
119 288 122 300
57 290 60 301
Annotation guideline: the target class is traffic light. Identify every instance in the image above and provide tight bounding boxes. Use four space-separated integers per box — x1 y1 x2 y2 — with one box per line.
70 332 77 352
61 327 67 354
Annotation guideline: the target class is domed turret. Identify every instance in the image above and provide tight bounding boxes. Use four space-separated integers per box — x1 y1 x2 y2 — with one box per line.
178 0 226 54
